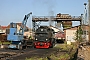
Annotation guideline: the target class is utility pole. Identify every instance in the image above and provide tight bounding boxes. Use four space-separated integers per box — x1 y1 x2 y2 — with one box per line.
84 3 87 25
88 0 90 43
84 3 87 42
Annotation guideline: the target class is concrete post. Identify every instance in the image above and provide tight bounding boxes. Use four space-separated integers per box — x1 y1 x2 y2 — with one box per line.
88 0 90 43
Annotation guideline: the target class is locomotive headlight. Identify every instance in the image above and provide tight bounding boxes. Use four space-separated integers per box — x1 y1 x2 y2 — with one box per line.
35 38 37 40
46 39 48 41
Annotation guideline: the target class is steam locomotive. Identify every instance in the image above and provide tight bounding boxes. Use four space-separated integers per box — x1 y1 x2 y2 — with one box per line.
33 26 56 48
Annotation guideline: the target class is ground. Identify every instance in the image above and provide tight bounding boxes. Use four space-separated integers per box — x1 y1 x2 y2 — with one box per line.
0 43 77 60
77 45 90 60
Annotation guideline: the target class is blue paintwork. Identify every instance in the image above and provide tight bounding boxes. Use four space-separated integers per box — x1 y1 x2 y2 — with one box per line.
8 41 21 49
7 27 23 41
8 44 17 48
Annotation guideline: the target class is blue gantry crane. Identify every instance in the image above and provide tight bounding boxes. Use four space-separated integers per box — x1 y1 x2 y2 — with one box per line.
7 12 32 49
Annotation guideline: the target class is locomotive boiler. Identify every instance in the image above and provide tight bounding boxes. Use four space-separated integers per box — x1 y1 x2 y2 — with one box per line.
34 26 56 48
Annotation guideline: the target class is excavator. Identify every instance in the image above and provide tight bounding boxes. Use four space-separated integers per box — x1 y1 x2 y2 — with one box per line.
7 12 32 50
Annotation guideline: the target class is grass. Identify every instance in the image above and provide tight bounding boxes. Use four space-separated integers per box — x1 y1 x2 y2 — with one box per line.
55 44 73 51
0 41 11 44
28 53 70 60
25 57 48 60
59 53 70 60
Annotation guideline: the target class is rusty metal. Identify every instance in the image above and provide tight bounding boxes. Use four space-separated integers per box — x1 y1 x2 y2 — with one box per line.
32 16 81 22
32 13 82 32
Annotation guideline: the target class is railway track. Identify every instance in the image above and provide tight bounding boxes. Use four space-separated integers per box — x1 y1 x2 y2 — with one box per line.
0 50 21 60
0 47 34 60
0 51 17 60
0 44 77 60
0 45 57 60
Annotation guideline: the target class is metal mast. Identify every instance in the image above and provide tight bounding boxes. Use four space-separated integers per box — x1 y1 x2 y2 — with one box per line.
88 0 90 43
84 3 87 42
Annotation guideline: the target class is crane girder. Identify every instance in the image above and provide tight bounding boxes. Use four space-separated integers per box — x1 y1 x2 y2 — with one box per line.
19 12 32 35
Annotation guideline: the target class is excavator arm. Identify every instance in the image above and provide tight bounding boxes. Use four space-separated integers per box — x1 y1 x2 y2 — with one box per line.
19 12 32 35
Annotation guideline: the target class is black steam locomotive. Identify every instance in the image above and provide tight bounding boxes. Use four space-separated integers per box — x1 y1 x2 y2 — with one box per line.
34 26 56 48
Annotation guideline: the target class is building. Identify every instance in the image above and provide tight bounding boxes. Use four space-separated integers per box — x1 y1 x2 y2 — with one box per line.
63 26 78 42
0 23 31 37
81 25 89 42
63 25 89 42
0 25 7 33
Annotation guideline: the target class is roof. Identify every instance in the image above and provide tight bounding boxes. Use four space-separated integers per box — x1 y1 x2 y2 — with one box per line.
50 26 63 32
0 26 7 30
7 23 22 28
1 22 29 30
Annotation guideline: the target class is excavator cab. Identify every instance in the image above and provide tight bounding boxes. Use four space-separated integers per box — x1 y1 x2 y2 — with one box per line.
10 22 17 28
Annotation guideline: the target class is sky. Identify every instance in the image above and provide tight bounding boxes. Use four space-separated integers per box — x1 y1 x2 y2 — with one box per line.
0 0 88 28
